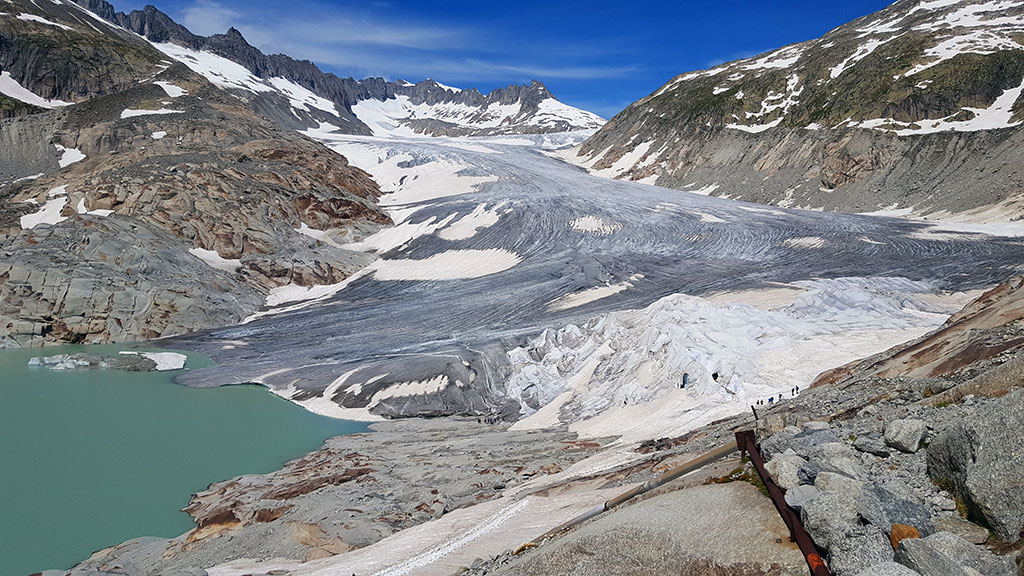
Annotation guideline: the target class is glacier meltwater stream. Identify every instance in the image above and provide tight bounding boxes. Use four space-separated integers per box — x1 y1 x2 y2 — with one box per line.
0 345 367 576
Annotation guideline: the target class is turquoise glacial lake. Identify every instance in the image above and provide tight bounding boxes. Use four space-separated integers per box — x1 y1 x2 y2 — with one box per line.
0 344 368 576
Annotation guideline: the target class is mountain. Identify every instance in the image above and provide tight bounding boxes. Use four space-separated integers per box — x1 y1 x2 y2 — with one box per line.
63 0 604 137
1 0 389 347
568 0 1024 217
0 0 605 347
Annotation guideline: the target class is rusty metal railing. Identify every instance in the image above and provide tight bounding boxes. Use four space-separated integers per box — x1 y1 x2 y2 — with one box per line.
735 430 832 576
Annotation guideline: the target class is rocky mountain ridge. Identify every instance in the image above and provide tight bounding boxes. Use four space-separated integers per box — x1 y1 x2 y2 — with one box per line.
61 0 604 136
570 0 1024 217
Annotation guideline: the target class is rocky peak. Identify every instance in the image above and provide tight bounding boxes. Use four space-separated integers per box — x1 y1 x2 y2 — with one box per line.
111 3 199 48
1 0 165 108
58 0 602 137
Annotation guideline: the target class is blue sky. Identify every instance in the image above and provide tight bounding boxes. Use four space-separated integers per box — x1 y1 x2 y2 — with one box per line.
117 0 895 118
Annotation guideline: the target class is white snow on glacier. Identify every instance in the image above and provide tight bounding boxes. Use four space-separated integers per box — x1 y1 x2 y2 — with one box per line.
507 277 974 443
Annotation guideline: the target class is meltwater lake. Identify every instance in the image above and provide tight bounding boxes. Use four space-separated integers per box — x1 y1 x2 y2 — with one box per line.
0 345 367 576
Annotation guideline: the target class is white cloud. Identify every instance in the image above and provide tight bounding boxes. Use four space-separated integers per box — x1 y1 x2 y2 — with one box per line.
180 0 243 37
172 0 636 83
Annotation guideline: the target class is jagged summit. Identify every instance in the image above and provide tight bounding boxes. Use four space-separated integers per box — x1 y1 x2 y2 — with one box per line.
356 77 603 137
571 0 1024 217
45 0 604 136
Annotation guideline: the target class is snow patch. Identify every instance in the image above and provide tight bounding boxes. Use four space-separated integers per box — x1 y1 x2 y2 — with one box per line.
266 77 339 115
20 197 67 229
344 214 458 253
54 144 85 168
188 248 241 272
368 375 452 407
153 81 186 97
118 351 187 371
784 236 827 249
120 107 183 119
154 42 274 94
548 274 644 311
830 37 898 79
0 71 70 108
17 13 72 30
151 131 167 140
438 203 505 241
697 211 728 223
569 215 621 235
372 249 522 281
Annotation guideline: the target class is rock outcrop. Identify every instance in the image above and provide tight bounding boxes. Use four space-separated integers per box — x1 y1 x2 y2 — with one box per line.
1 4 390 346
927 388 1024 542
65 419 606 574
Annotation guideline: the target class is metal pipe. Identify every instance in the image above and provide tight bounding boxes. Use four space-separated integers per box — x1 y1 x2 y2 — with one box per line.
519 440 738 550
736 430 832 576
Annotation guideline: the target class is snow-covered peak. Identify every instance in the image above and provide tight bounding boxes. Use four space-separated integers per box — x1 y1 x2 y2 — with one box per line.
352 91 604 138
425 78 462 93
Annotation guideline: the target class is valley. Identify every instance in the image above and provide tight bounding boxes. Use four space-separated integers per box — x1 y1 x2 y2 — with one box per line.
3 0 1024 574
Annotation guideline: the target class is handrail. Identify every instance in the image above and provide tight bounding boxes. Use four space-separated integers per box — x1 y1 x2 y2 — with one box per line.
735 430 832 576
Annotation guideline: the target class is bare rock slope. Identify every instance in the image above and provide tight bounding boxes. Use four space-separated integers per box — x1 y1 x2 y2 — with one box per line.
571 0 1024 217
1 0 389 346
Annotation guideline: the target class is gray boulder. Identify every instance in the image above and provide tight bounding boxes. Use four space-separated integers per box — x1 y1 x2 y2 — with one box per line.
813 441 865 478
816 471 864 496
932 515 990 545
765 452 806 490
855 436 892 458
884 419 928 453
762 427 839 460
784 484 820 511
926 389 1024 542
801 492 860 551
895 537 969 576
858 483 934 535
921 532 1016 576
828 525 895 576
854 562 922 576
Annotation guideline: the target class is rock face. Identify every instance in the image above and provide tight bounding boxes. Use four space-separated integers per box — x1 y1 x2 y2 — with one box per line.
0 0 162 114
569 0 1024 217
488 482 809 576
1 2 390 346
926 388 1024 542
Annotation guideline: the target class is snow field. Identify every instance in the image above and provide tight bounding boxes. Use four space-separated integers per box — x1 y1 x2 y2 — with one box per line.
504 277 971 444
0 71 70 108
188 248 241 272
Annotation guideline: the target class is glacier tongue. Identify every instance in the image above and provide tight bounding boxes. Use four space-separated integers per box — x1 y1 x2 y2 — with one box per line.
508 277 969 443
